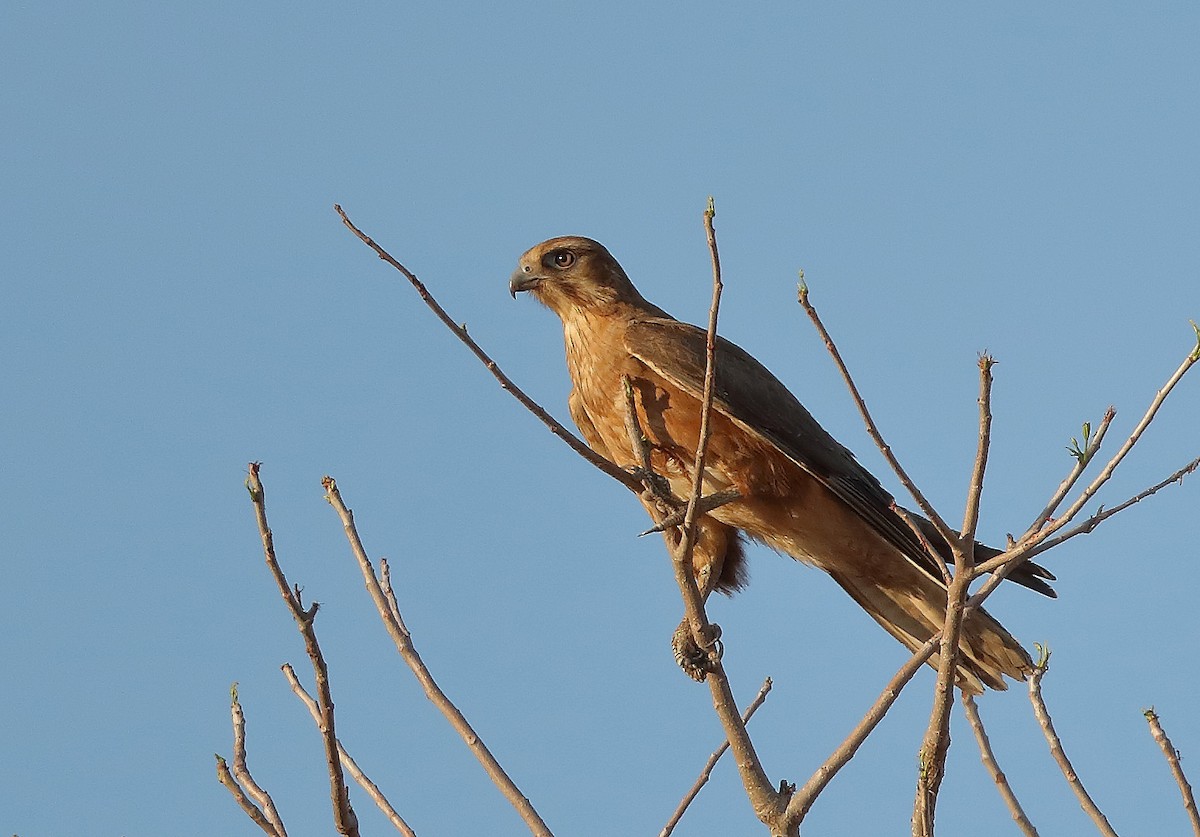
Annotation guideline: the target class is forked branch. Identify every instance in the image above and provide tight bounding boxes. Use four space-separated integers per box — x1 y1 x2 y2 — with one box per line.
282 664 416 836
661 677 774 837
321 476 554 837
246 463 359 837
216 683 287 837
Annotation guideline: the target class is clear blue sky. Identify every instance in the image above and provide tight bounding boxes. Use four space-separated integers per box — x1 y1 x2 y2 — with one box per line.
4 3 1198 835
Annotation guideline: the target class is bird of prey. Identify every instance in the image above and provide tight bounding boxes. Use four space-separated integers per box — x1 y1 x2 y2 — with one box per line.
509 236 1054 693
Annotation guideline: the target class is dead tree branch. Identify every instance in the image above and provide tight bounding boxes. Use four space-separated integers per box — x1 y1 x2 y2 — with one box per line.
1028 648 1119 837
282 664 416 836
661 677 774 837
913 356 994 836
335 204 641 494
215 683 287 837
786 635 941 823
619 201 787 834
962 693 1039 837
246 463 359 836
321 475 554 837
797 273 958 548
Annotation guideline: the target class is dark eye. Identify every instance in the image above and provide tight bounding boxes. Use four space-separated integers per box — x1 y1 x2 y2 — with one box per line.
551 250 576 268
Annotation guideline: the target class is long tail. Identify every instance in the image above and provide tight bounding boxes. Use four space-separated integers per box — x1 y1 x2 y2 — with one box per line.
827 569 1033 695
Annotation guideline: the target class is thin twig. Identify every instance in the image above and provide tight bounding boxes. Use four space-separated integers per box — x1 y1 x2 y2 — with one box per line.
640 490 742 536
217 755 281 837
912 356 994 837
1019 408 1116 540
282 664 417 837
1027 339 1197 543
1028 649 1119 837
973 332 1200 586
676 196 730 653
379 558 410 635
893 503 952 587
216 682 286 837
336 204 641 494
963 694 1039 837
690 202 788 830
321 475 554 837
787 635 941 823
660 677 774 837
797 275 959 548
960 354 995 544
1143 708 1200 836
247 463 358 837
1020 455 1200 562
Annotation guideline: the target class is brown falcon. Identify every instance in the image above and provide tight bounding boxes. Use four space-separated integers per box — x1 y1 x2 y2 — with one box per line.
510 236 1054 693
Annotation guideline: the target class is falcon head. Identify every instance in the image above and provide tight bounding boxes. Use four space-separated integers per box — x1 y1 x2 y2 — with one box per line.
509 236 644 315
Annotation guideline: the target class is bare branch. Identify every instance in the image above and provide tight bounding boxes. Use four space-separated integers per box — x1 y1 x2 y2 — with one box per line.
1031 337 1198 543
893 502 952 587
787 635 940 823
963 694 1039 837
1020 455 1200 562
960 354 995 544
321 475 554 837
797 276 959 548
216 682 287 837
1028 649 1119 837
1143 708 1200 836
912 571 969 836
660 677 774 837
282 664 417 837
974 332 1199 586
379 558 410 636
247 463 359 836
661 200 786 829
217 755 282 837
336 204 641 494
1020 408 1116 540
913 355 995 836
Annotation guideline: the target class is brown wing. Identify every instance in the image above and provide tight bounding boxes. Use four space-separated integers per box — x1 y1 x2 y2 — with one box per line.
625 316 1056 597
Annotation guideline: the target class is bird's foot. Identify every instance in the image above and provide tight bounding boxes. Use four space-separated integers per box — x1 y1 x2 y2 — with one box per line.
626 466 678 506
672 620 722 681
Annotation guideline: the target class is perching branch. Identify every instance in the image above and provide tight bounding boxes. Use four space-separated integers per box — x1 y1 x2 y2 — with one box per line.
321 475 554 837
661 677 774 837
621 201 787 834
282 664 416 837
1143 708 1200 836
339 205 1198 835
962 694 1039 837
1028 648 1119 837
335 204 641 495
216 683 287 837
246 463 359 837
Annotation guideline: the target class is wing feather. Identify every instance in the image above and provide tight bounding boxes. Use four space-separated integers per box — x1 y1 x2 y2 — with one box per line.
625 316 1056 596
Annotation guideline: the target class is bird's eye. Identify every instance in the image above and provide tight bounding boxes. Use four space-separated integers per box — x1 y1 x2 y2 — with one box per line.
551 250 576 269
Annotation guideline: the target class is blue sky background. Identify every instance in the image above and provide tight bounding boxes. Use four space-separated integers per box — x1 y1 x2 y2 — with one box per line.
4 3 1199 835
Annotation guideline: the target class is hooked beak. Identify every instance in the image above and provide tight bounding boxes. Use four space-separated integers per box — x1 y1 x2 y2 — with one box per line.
509 267 542 299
